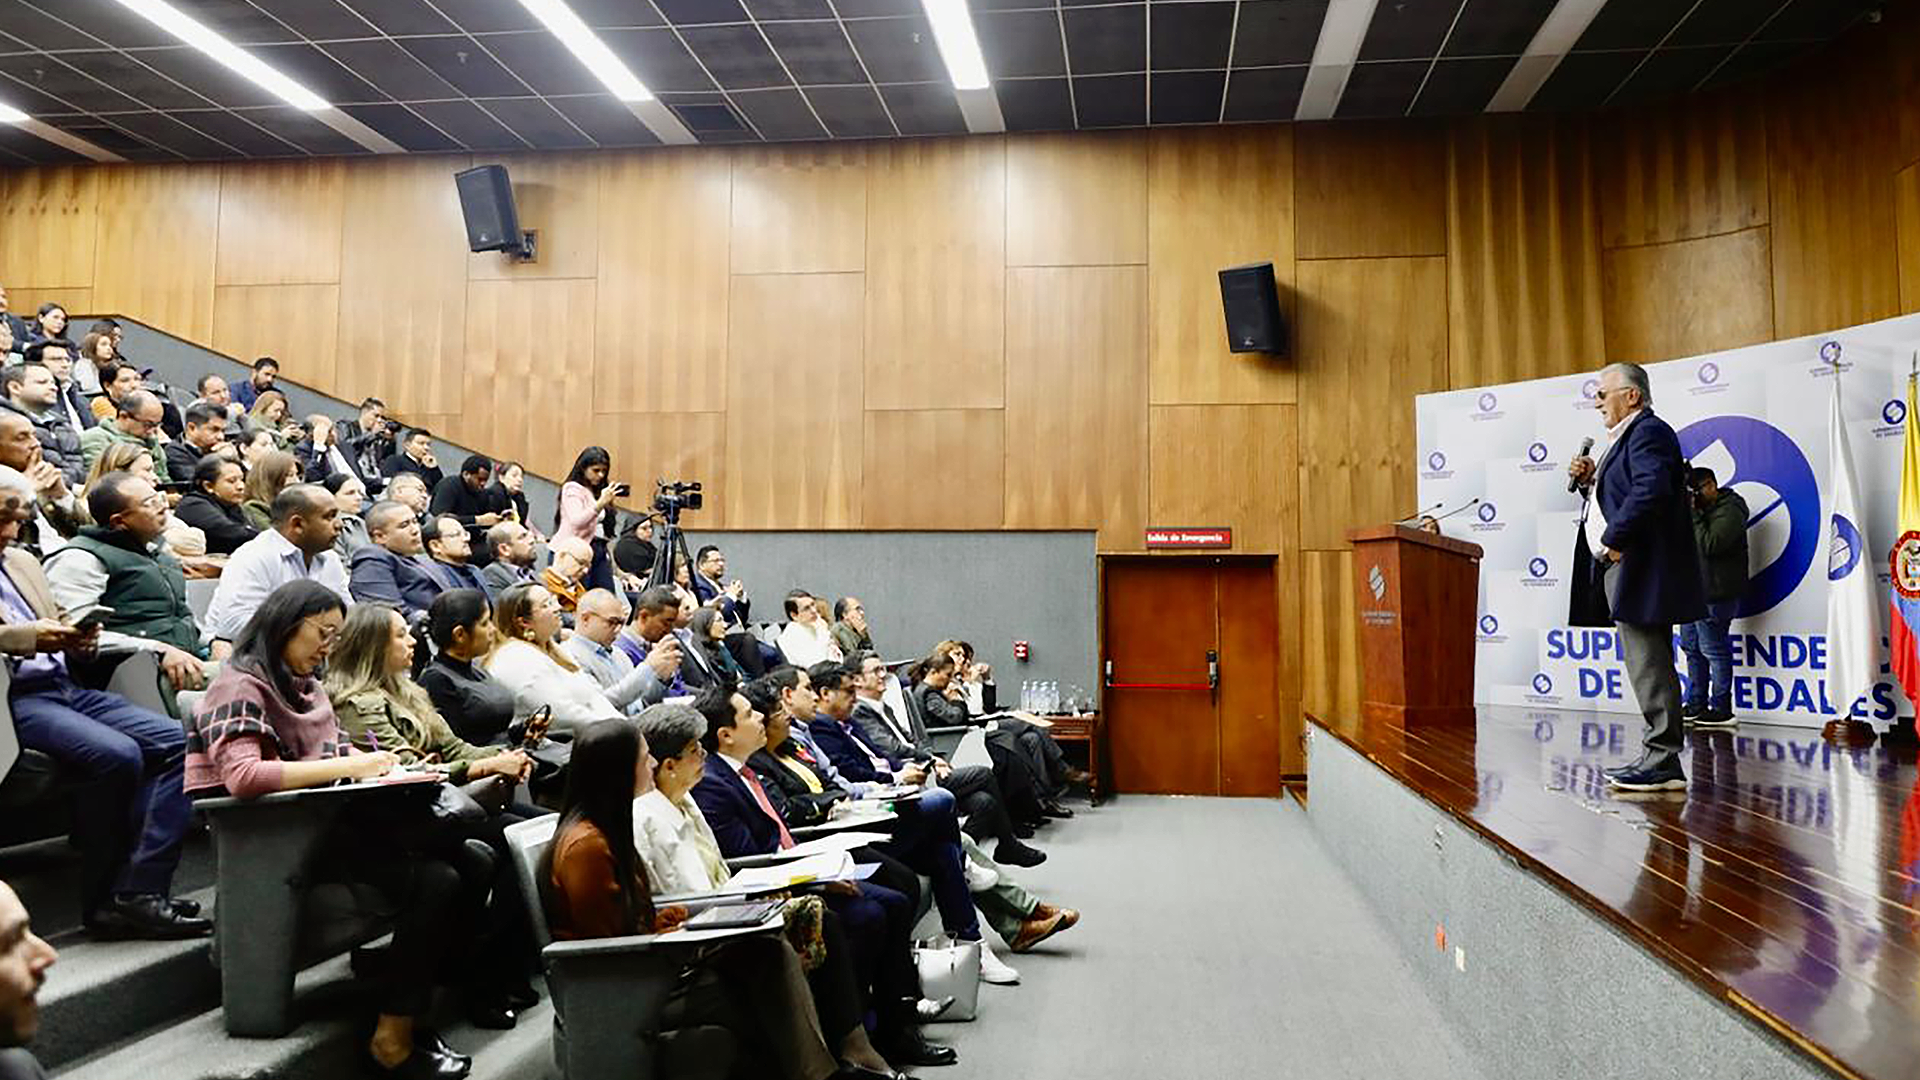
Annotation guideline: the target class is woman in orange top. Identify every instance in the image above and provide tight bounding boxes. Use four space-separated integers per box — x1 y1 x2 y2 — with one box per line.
547 721 908 1080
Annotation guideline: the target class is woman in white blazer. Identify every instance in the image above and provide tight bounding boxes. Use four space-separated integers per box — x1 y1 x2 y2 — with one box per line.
484 583 619 736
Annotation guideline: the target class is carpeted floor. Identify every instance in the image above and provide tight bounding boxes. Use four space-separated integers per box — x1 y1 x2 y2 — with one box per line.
927 795 1491 1080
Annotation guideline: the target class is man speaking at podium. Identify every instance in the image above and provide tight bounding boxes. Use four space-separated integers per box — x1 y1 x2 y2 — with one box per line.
1566 362 1704 792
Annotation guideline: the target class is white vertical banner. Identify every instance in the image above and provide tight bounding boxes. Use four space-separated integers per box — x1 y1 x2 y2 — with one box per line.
1825 360 1879 718
1417 314 1920 728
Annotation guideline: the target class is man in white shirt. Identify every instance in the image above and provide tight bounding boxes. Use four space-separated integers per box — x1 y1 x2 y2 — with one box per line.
201 484 347 644
776 588 841 667
560 588 678 714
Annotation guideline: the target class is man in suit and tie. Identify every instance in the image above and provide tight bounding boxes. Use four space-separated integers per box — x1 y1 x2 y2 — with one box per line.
844 654 1042 866
1568 361 1705 792
0 469 210 940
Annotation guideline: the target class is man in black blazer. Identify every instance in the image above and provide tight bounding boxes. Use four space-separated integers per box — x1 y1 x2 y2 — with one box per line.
1568 361 1705 793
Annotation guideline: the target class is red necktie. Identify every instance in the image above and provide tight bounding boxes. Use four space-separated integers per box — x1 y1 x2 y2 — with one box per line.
739 765 795 849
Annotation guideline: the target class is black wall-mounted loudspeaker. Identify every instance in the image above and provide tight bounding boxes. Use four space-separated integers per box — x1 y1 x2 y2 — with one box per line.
454 164 531 258
1218 261 1286 355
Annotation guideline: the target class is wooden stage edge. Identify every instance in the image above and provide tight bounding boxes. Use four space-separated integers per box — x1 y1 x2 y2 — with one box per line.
1306 705 1920 1080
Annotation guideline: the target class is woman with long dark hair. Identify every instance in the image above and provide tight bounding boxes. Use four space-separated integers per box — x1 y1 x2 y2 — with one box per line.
173 455 258 555
418 589 519 746
688 606 745 690
185 580 486 1078
548 721 898 1080
554 446 620 592
484 460 533 538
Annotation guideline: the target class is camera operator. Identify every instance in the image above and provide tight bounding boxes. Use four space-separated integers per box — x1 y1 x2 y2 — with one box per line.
336 398 395 490
1679 466 1747 728
556 446 624 592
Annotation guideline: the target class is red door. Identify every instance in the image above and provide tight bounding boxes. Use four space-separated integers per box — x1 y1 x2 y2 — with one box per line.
1101 557 1280 796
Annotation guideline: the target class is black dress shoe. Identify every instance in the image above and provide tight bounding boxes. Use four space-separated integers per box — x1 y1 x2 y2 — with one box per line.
1012 822 1037 839
467 998 518 1030
87 894 213 940
994 842 1046 867
168 897 202 918
412 1028 471 1072
1041 801 1075 819
835 1067 916 1080
369 1046 469 1079
502 981 540 1011
882 1028 959 1067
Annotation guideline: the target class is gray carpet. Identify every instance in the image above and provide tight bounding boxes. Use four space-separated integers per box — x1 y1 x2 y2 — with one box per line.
930 796 1491 1080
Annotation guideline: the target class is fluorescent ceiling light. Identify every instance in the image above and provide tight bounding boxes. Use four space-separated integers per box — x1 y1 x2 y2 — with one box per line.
517 0 653 102
0 102 26 124
922 0 990 91
113 0 328 111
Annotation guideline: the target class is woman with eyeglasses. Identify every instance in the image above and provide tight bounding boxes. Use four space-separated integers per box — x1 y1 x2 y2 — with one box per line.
186 580 487 1079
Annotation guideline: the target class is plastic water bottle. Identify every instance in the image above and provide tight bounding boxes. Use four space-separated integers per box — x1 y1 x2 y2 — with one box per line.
1045 681 1059 714
1020 681 1032 711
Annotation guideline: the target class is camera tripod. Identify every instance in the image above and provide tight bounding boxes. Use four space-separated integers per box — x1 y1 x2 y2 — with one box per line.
645 508 694 592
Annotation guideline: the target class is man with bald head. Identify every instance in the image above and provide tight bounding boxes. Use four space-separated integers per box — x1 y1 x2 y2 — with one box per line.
0 414 77 555
77 389 171 482
560 588 676 714
348 499 442 619
202 483 348 644
541 535 592 614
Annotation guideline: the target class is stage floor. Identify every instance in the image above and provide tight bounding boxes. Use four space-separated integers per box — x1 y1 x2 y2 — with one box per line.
1310 705 1920 1080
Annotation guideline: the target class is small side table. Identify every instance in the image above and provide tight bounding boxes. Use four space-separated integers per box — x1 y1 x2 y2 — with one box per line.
1043 712 1105 804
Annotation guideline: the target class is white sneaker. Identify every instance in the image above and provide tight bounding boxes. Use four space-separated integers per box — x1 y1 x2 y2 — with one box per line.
978 941 1020 985
963 857 998 892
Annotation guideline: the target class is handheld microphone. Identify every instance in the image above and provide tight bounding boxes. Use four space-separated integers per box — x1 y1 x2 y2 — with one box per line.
1394 501 1444 526
1566 436 1594 494
1432 497 1481 523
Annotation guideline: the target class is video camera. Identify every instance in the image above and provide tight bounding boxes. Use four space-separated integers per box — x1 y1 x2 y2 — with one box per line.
654 480 703 522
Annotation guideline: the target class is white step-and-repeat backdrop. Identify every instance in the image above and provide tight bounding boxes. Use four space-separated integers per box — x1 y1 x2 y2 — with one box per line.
1416 313 1920 728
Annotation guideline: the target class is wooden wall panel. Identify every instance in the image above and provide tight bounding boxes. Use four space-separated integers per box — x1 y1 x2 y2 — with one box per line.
466 153 598 281
462 279 598 479
595 150 731 413
215 160 345 286
211 284 339 392
724 273 865 529
594 412 729 531
1446 116 1605 389
1295 120 1447 258
1295 257 1448 551
1595 89 1768 247
9 288 91 330
864 137 1005 411
1602 227 1774 364
91 165 220 343
730 144 868 275
0 166 97 289
862 409 1004 529
1006 132 1147 267
1301 550 1360 729
1767 60 1901 339
1146 126 1295 405
1899 163 1920 315
335 156 469 416
1004 266 1148 549
1147 404 1296 554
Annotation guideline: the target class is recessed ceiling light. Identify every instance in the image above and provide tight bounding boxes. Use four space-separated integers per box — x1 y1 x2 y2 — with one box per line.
516 0 653 102
112 0 329 111
0 102 27 124
922 0 990 91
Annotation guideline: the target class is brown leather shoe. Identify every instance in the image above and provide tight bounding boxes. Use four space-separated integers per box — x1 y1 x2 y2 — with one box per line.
1009 910 1068 953
1032 903 1080 930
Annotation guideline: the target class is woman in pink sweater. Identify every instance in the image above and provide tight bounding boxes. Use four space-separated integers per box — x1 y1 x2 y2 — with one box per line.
553 445 623 593
186 580 483 1080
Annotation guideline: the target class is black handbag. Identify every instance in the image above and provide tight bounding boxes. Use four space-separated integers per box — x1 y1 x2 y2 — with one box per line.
506 706 571 792
426 780 486 826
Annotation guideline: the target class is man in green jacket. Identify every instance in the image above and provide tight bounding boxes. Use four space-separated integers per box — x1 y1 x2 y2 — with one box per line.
76 390 170 483
1680 466 1748 727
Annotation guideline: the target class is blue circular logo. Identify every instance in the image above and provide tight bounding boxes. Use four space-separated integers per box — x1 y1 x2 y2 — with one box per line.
1478 392 1498 413
1428 450 1447 471
1676 415 1820 617
1820 340 1842 364
1528 557 1549 578
1477 502 1496 523
1532 673 1553 695
1830 514 1863 582
1886 399 1907 426
1580 379 1599 400
1698 361 1720 385
1479 615 1499 635
1527 441 1548 463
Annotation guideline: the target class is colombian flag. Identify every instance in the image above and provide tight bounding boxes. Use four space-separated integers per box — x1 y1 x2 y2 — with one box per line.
1890 373 1920 706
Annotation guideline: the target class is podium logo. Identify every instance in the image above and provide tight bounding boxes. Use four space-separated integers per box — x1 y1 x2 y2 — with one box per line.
1532 673 1554 695
1830 514 1864 581
1367 565 1386 601
1478 503 1497 523
1886 400 1907 426
1478 392 1498 413
1820 341 1842 364
1528 557 1549 579
1428 451 1447 471
1697 362 1720 385
1479 615 1499 635
1677 415 1819 617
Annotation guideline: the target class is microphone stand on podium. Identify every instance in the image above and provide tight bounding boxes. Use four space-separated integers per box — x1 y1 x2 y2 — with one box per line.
1345 520 1484 729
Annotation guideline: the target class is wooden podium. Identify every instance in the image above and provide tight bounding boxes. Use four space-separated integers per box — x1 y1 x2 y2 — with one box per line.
1345 525 1483 727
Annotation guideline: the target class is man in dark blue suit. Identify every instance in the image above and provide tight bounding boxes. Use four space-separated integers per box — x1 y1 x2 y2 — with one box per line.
346 500 443 620
1569 361 1705 792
